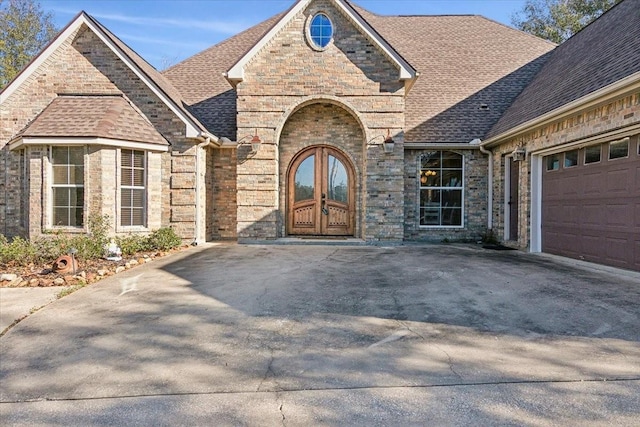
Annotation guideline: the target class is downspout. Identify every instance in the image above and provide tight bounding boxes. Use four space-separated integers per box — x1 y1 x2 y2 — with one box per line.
471 139 493 230
3 150 7 236
193 134 219 246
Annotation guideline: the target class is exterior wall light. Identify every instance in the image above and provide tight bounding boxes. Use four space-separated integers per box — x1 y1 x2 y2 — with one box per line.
368 129 396 154
383 129 395 154
237 129 262 152
512 147 526 162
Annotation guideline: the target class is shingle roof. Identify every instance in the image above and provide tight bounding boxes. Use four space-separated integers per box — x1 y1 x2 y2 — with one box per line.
83 13 211 136
18 95 168 146
349 5 556 143
488 0 640 139
163 1 556 143
163 13 284 139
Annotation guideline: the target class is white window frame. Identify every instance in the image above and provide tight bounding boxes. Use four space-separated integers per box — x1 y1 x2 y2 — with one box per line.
418 151 465 229
608 138 629 160
306 11 334 51
584 144 602 165
49 146 85 229
118 149 147 229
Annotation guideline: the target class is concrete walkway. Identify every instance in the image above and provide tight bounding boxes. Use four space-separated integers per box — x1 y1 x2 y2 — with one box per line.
0 287 67 333
1 243 639 426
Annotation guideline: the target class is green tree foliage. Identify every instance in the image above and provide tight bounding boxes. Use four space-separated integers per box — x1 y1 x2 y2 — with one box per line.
0 0 57 88
512 0 622 43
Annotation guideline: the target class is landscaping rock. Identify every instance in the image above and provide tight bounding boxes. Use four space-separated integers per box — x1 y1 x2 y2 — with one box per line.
1 274 18 282
29 279 39 286
53 278 65 286
115 266 126 274
8 277 23 287
97 270 108 277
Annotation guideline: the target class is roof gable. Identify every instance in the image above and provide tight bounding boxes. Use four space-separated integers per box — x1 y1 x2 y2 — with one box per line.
1 12 213 140
225 0 417 84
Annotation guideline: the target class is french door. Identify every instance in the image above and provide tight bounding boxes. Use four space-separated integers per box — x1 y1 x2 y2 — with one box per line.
287 146 355 236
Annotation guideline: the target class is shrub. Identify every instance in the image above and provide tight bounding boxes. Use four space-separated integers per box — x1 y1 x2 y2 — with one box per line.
116 234 149 256
0 236 37 266
481 228 500 245
0 221 182 268
33 234 69 263
86 214 110 253
146 227 182 251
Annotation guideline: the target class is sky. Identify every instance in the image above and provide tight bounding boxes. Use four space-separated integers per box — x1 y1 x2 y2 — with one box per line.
41 0 528 70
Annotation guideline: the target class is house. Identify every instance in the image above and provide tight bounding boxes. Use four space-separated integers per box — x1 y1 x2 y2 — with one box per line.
1 0 638 272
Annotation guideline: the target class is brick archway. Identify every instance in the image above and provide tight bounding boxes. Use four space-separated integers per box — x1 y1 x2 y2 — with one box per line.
278 102 364 238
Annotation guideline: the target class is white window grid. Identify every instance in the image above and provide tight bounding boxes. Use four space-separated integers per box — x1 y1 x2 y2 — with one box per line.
50 146 85 228
120 149 147 228
418 151 465 228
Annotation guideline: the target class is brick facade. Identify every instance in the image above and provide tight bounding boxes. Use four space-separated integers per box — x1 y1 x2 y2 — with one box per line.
6 0 629 252
235 0 406 240
1 24 201 241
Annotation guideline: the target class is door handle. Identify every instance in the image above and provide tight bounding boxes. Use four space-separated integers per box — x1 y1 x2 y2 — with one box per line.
321 193 329 215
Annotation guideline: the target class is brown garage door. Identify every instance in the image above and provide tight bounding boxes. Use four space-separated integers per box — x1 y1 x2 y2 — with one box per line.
542 136 640 272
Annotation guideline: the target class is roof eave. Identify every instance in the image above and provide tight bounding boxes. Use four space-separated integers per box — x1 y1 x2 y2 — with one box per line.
9 136 170 152
482 71 640 148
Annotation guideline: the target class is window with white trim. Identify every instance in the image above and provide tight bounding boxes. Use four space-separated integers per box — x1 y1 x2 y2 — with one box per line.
120 150 146 227
419 151 463 227
609 138 628 160
308 13 333 49
51 146 84 227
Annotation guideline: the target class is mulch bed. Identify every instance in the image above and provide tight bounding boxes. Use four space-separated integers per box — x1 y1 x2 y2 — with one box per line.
0 246 189 288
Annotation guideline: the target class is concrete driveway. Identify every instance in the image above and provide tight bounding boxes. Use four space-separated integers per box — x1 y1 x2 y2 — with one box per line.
1 243 639 426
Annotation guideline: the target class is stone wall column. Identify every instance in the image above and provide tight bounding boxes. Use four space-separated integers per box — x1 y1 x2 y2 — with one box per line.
236 128 279 239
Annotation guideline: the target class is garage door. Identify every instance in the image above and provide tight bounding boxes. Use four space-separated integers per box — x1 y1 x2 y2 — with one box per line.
542 136 640 272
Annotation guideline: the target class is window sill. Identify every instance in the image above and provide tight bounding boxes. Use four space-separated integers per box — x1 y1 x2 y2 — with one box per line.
45 226 85 234
116 226 150 234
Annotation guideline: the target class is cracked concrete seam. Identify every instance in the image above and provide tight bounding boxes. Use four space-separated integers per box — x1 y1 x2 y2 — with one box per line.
396 320 463 381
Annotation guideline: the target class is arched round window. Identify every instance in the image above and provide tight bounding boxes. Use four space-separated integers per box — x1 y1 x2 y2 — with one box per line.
308 13 333 49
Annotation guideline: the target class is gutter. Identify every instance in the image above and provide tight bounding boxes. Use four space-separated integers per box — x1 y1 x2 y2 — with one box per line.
193 132 220 246
3 151 7 236
471 139 493 230
481 71 640 148
404 142 482 150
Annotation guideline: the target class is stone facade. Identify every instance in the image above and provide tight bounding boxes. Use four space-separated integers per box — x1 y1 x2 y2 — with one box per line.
208 148 238 240
234 0 406 240
0 24 201 240
490 91 640 250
